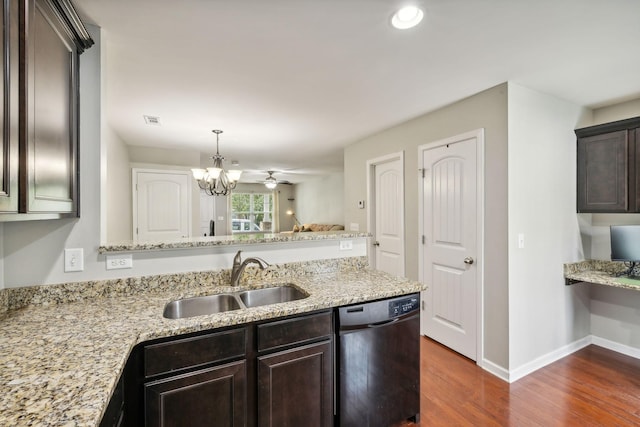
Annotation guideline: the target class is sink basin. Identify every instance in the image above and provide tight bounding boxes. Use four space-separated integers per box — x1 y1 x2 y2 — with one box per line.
163 294 241 319
163 285 309 319
238 285 308 308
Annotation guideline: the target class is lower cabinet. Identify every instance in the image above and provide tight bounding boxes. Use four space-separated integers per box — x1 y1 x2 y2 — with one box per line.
145 360 247 427
257 341 333 427
114 309 334 427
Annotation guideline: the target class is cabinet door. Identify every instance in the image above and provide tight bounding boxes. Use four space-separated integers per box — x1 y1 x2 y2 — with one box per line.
22 0 79 214
257 340 333 427
145 360 246 427
0 0 19 212
577 130 628 212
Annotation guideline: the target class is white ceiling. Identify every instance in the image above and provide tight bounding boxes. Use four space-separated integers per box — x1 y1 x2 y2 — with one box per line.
74 0 640 183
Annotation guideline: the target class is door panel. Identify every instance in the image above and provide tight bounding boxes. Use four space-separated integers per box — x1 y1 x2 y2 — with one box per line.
422 135 478 360
373 156 405 277
134 170 191 242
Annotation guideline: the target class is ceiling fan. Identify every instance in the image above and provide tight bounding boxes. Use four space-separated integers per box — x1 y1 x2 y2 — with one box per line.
262 171 293 190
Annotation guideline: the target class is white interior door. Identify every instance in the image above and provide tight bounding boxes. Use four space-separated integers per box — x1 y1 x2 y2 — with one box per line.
368 153 405 277
133 169 191 242
420 130 483 361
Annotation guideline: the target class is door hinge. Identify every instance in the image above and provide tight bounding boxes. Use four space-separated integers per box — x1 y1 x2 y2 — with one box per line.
421 300 425 310
136 227 138 235
421 235 425 245
419 168 425 178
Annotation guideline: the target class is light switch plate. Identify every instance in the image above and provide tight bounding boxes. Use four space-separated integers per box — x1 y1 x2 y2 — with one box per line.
64 248 84 272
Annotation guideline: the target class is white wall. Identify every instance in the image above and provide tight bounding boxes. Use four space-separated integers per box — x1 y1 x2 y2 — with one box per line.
105 126 132 242
294 173 344 226
506 83 591 370
344 83 510 369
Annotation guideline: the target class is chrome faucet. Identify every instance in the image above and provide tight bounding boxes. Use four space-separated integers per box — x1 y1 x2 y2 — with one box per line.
230 250 269 286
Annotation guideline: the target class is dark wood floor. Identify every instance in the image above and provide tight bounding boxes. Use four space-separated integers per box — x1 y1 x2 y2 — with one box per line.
395 337 640 426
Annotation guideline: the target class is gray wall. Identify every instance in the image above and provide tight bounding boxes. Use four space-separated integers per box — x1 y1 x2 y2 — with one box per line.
344 83 510 369
105 126 131 243
506 83 591 372
294 173 344 226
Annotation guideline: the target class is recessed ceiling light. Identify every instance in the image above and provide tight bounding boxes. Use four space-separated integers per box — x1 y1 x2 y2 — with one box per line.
143 115 161 126
391 6 424 30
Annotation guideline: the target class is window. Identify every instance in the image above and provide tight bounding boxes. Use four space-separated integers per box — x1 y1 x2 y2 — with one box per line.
231 192 274 233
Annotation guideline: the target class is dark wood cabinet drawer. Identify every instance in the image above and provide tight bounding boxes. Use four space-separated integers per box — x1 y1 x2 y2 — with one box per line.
257 310 332 353
144 327 246 378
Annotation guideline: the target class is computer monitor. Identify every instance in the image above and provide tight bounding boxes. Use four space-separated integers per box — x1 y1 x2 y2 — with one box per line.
610 225 640 278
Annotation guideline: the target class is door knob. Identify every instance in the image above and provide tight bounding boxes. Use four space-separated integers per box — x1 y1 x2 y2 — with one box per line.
373 241 380 247
464 257 474 265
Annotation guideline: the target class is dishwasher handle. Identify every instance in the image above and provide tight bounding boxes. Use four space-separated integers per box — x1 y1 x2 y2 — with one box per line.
367 317 399 328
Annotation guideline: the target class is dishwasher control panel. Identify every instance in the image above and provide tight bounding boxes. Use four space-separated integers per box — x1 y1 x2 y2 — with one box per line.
388 295 419 317
338 293 421 328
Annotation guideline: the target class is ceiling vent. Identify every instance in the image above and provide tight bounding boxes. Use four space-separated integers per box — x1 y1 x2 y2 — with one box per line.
143 115 161 125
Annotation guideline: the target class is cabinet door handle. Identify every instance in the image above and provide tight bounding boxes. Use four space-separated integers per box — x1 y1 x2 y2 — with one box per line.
464 257 474 265
373 241 380 247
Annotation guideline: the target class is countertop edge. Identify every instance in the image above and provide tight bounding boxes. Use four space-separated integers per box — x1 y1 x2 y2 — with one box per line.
99 231 372 253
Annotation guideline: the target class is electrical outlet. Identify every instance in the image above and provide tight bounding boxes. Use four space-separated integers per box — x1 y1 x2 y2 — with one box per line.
106 254 133 270
339 240 353 251
64 248 84 272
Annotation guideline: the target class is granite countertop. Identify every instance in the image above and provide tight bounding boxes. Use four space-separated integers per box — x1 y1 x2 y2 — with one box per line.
99 230 371 253
0 258 425 426
564 260 640 291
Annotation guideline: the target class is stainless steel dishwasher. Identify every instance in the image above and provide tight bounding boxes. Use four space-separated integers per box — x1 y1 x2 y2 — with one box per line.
336 293 420 427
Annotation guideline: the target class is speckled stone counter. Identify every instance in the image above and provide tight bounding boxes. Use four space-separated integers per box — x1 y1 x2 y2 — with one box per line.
564 260 640 291
0 257 425 426
99 230 371 253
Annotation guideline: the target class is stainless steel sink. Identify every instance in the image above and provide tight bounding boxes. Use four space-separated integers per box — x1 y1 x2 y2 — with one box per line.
163 294 242 319
163 285 309 319
238 285 308 308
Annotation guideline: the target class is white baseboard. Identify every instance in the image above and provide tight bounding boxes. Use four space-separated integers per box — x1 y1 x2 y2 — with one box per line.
501 336 592 383
471 336 640 383
478 358 510 382
591 335 640 359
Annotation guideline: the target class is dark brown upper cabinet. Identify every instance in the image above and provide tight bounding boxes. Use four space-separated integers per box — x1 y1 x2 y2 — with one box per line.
576 116 640 213
0 0 92 220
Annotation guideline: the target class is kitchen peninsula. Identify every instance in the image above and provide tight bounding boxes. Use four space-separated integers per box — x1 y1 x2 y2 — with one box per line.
0 247 425 426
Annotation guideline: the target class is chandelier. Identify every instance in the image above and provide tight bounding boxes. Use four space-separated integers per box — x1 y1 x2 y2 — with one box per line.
191 130 242 196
